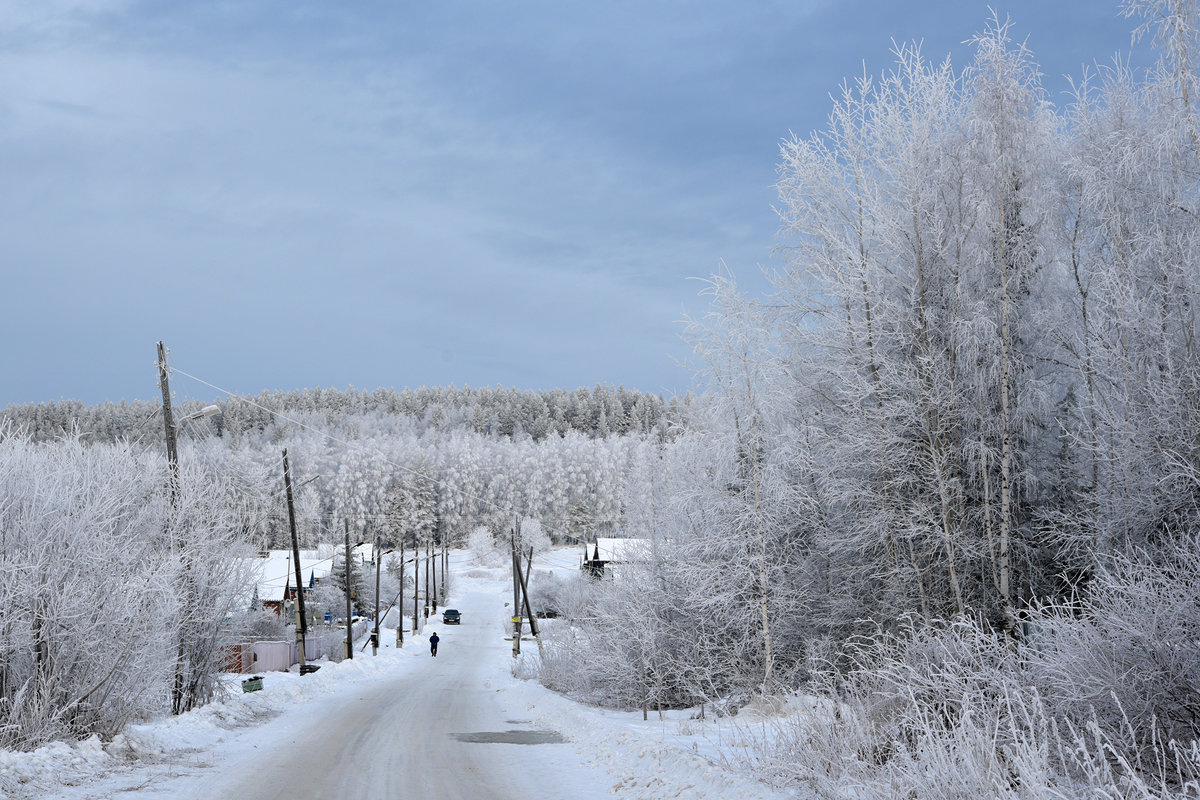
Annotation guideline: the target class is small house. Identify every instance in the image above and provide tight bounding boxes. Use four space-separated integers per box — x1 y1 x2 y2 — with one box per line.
581 537 648 579
251 549 333 617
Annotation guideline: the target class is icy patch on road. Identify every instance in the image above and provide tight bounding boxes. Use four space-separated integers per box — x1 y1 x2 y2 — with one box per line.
455 556 792 800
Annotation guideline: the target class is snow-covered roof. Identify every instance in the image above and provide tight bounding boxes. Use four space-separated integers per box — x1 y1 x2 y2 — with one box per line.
589 537 649 563
252 549 335 602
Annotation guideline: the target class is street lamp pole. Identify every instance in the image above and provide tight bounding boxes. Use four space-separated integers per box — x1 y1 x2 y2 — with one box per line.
156 341 189 715
157 341 180 503
156 341 221 715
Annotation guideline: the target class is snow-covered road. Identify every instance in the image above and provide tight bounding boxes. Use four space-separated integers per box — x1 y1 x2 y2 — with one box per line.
9 550 789 800
202 573 611 800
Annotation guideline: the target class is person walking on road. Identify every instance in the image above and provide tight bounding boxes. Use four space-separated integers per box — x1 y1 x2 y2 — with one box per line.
429 632 439 657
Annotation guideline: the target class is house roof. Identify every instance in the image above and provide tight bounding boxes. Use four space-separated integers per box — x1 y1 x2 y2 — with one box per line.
252 549 335 602
351 542 375 563
587 537 649 563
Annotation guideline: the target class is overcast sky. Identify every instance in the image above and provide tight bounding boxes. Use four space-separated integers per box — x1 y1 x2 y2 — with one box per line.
0 1 1152 407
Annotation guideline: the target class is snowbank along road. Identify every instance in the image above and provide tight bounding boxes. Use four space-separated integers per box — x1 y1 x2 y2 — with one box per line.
187 561 614 800
16 550 787 800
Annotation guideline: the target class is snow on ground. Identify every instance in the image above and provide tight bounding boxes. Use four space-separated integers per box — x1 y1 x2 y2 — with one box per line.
1 548 797 800
495 548 792 800
1 629 433 799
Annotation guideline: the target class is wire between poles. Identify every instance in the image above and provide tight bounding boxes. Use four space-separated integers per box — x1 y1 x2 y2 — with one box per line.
167 365 515 518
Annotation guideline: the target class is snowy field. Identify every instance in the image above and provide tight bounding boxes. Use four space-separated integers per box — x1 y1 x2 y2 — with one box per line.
1 549 792 800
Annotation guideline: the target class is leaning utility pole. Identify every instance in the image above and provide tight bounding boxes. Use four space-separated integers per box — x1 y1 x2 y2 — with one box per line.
157 341 180 499
283 449 307 671
516 546 540 639
344 520 353 660
514 545 544 661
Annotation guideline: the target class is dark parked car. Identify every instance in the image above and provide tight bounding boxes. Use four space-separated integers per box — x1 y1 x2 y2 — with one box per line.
442 608 461 624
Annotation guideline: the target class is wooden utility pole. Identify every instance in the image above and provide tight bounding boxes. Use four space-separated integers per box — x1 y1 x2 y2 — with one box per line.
423 538 430 618
158 341 188 715
344 520 353 660
431 535 438 613
514 544 542 657
157 341 180 500
441 544 448 598
396 537 405 647
412 538 420 633
373 537 381 656
283 449 307 672
516 546 540 639
511 522 521 657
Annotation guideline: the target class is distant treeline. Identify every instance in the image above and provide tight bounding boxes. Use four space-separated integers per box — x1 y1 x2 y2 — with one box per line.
1 384 678 445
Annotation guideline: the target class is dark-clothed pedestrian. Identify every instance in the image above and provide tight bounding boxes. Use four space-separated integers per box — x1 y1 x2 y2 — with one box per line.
430 632 440 657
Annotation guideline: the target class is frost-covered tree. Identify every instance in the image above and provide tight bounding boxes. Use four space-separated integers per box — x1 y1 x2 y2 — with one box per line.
775 21 1067 633
0 428 253 747
328 551 370 617
169 461 258 714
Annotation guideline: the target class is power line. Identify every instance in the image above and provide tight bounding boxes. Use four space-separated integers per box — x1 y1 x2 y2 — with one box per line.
170 365 515 518
168 365 639 528
254 542 424 591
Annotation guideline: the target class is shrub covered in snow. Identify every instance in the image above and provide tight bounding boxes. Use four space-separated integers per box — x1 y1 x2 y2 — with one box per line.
738 599 1200 799
0 429 256 750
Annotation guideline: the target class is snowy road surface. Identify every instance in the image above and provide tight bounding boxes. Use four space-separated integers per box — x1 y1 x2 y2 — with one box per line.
14 551 788 800
188 568 614 800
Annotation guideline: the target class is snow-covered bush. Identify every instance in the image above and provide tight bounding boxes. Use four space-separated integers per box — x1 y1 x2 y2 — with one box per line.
740 612 1200 799
168 464 258 715
240 610 287 642
525 570 575 618
844 618 1029 756
516 517 552 556
533 620 641 707
0 429 256 749
467 526 504 566
1030 531 1200 767
0 433 175 750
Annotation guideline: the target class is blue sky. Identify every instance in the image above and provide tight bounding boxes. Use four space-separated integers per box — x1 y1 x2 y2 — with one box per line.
0 1 1150 407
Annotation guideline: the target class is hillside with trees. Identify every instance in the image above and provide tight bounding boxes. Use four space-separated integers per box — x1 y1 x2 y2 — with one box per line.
1 383 672 445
